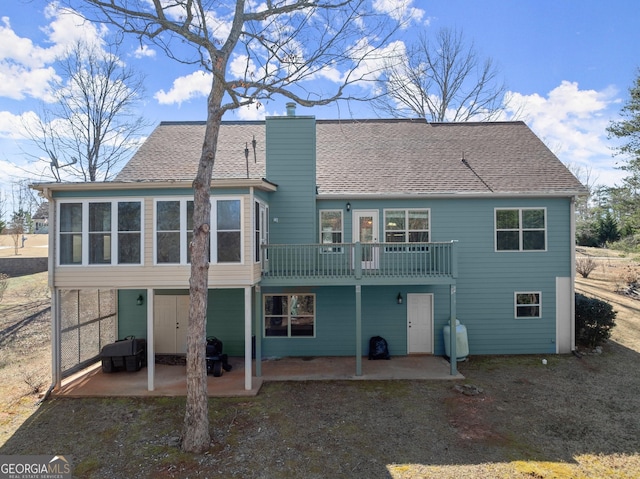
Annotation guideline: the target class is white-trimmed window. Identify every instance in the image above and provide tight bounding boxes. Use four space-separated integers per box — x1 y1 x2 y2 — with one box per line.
384 209 430 251
320 210 343 253
59 200 142 266
496 208 546 251
214 198 242 263
515 292 541 318
155 197 242 265
155 199 193 264
264 294 315 337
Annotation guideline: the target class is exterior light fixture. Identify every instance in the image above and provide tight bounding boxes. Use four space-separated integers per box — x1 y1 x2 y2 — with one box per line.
346 202 351 212
397 292 403 304
137 294 144 306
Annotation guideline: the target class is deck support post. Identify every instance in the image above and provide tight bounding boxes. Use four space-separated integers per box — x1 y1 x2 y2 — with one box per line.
51 289 61 390
146 288 154 391
355 284 362 376
254 286 262 377
244 286 252 390
449 284 457 376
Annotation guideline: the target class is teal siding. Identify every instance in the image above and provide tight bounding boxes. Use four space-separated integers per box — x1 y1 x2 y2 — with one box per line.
266 116 317 244
117 290 147 339
312 196 573 355
259 285 446 357
432 197 571 355
206 289 246 356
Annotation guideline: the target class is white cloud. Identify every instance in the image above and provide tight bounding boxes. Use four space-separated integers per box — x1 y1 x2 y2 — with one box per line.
506 81 622 186
373 0 425 27
154 71 212 105
0 111 39 140
0 2 110 102
132 44 156 59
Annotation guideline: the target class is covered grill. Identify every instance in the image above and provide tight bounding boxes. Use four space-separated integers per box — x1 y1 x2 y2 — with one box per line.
100 336 147 373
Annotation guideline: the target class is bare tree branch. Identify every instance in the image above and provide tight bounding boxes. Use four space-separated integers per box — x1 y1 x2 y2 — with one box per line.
373 27 509 122
62 0 400 453
23 40 149 181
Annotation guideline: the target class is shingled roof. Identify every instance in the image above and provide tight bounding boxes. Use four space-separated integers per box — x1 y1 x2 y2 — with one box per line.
116 119 586 196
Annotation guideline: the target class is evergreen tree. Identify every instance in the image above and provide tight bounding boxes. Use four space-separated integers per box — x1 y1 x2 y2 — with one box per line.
607 70 640 236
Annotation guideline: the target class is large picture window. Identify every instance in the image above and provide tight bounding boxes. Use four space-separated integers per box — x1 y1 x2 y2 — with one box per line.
496 208 546 251
59 200 142 266
264 294 315 337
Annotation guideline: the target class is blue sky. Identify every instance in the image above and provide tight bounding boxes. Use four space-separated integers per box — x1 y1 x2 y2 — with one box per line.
1 0 639 211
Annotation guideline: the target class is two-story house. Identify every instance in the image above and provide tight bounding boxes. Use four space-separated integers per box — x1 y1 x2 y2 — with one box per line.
33 106 586 393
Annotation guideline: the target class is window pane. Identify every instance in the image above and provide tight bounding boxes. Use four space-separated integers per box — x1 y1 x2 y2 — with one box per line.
291 316 314 336
89 233 111 264
265 316 288 336
517 293 540 305
290 295 314 315
497 231 519 250
157 232 180 263
496 210 519 229
385 231 405 243
523 231 545 250
217 200 240 230
408 210 429 230
186 201 194 231
409 231 429 242
523 209 544 229
321 211 342 231
385 211 404 230
60 203 82 232
157 201 180 231
89 203 111 232
217 232 240 262
118 202 141 231
518 305 540 317
119 233 141 264
265 295 287 315
60 234 82 264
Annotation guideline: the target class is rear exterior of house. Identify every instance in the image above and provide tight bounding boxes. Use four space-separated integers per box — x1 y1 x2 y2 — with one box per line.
34 113 586 391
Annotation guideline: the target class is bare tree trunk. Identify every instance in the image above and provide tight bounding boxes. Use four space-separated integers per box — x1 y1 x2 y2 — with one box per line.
181 76 225 454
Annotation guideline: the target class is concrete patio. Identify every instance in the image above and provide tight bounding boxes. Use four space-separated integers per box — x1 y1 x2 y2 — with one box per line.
55 355 464 398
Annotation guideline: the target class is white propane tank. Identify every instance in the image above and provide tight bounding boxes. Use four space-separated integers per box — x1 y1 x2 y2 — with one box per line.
443 319 469 361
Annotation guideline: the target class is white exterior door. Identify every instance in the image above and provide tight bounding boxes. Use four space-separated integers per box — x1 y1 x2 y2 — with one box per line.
154 295 189 354
353 210 379 269
407 293 433 354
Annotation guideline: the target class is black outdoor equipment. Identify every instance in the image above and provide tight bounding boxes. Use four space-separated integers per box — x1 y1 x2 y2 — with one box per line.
100 336 147 373
368 336 390 360
206 336 233 377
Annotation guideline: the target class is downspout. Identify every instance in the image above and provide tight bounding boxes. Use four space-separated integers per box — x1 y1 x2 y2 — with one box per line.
41 189 59 402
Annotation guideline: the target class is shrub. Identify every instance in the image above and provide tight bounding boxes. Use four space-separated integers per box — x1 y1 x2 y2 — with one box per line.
575 293 616 348
576 257 598 278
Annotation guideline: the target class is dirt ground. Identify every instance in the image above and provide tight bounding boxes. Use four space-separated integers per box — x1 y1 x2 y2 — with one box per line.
0 245 639 478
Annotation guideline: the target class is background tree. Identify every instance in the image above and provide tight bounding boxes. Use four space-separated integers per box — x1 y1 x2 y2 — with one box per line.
372 27 508 122
25 40 148 182
69 0 399 452
605 69 640 237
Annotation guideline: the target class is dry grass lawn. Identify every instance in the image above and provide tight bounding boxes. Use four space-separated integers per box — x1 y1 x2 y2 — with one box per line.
0 244 639 478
